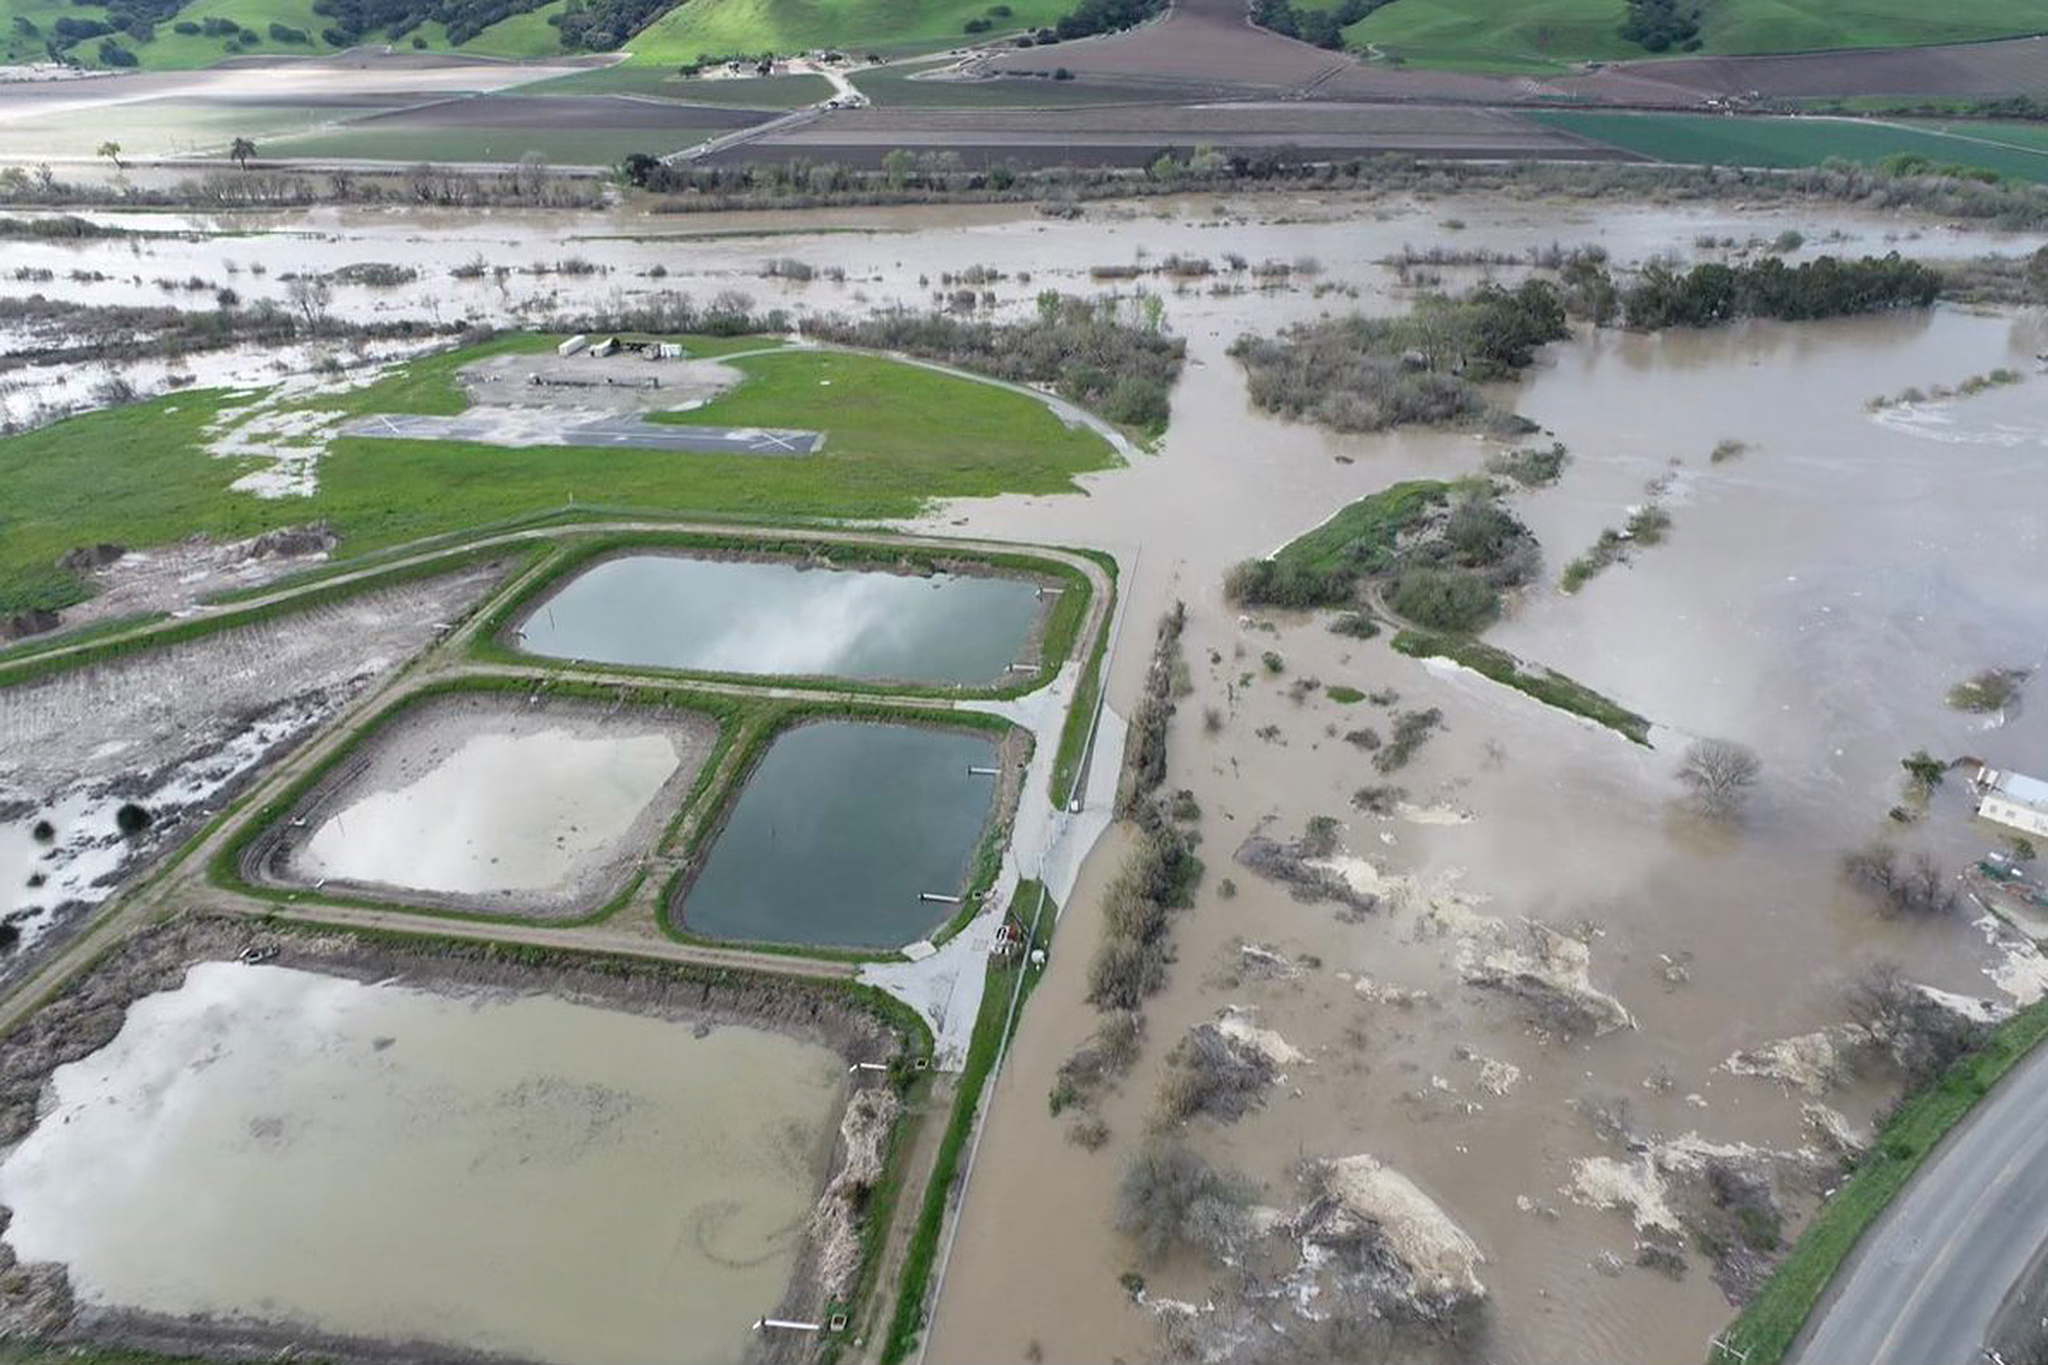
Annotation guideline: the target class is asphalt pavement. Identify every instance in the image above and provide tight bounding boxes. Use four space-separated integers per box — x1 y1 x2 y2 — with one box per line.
1793 1038 2048 1365
344 411 822 454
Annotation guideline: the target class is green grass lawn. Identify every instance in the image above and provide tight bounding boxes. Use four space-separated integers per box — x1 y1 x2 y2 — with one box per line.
1341 0 2047 72
1528 110 2048 184
622 0 1070 66
265 122 710 164
0 336 1116 614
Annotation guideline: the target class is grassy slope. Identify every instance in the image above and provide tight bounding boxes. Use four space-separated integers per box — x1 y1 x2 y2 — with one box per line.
0 337 1116 613
623 0 1069 65
1272 479 1455 579
1527 110 2048 184
1343 0 2047 72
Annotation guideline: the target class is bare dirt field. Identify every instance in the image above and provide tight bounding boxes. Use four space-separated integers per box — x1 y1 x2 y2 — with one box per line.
347 93 773 132
981 0 2048 107
459 350 741 411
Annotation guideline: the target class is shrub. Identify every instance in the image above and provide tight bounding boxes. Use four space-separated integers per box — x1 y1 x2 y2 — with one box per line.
114 801 152 836
1114 1143 1254 1264
1390 567 1498 633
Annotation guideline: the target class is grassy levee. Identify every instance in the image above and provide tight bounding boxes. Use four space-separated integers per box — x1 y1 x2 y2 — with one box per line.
1715 992 2048 1363
1390 629 1652 745
656 703 1024 960
1528 110 2048 186
0 540 538 692
1049 548 1120 810
472 528 1093 700
881 879 1055 1365
206 673 756 926
0 336 1117 617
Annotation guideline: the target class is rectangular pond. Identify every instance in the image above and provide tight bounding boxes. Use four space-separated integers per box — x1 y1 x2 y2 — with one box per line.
0 961 849 1365
272 694 717 918
512 553 1048 687
679 720 1003 949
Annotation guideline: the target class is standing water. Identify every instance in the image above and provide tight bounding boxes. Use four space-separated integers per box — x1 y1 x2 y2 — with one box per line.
0 962 848 1365
680 721 1002 948
514 554 1045 686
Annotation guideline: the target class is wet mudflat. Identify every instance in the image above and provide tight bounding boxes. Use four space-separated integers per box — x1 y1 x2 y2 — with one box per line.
516 553 1044 687
0 960 847 1365
680 720 1001 948
278 694 717 917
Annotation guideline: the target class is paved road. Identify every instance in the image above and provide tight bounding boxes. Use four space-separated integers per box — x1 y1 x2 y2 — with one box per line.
1794 1038 2048 1365
343 411 823 454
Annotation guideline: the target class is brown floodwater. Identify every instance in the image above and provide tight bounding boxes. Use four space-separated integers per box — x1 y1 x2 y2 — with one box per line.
919 296 2046 1361
5 186 2045 1363
0 961 848 1365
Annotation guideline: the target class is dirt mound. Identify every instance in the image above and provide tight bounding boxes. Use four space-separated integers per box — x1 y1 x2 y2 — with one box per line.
1467 921 1634 1038
1298 1153 1486 1313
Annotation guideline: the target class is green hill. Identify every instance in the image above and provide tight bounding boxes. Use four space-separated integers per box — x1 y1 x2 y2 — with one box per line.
1340 0 2048 73
623 0 1071 66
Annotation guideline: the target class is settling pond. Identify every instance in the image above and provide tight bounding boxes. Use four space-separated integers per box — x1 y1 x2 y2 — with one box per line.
274 695 717 917
681 721 1002 949
0 961 847 1365
512 553 1047 687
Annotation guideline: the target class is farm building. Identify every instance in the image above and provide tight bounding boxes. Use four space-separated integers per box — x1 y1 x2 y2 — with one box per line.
1974 766 2048 839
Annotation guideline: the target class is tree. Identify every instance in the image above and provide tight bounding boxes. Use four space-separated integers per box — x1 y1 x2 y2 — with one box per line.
229 136 256 170
1901 749 1947 796
1114 1143 1253 1264
97 140 123 170
285 275 332 326
1677 738 1761 817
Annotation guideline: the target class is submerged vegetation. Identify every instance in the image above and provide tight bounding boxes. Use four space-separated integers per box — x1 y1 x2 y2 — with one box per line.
804 292 1185 432
1231 279 1566 433
1948 667 2028 713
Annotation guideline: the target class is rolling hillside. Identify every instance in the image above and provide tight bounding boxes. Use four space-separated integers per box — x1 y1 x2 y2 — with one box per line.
1340 0 2048 73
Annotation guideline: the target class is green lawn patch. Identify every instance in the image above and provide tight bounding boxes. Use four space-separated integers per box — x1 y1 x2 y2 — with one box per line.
1717 992 2048 1363
1390 628 1651 745
0 336 1116 614
1527 111 2048 186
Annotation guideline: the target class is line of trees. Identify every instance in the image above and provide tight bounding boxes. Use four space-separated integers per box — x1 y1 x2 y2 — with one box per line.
1248 0 1387 50
1620 253 1942 329
1620 0 1701 52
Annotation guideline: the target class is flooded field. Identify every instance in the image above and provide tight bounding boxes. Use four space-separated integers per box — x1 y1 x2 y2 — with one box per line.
515 552 1045 687
680 720 1002 948
0 958 848 1365
920 302 2048 1360
270 693 717 917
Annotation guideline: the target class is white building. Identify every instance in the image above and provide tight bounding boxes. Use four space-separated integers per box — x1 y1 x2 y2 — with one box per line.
1975 766 2048 839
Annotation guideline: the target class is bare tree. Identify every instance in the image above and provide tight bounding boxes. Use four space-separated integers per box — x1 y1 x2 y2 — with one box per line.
285 275 332 327
1115 1143 1254 1265
1843 842 1957 917
1677 738 1761 816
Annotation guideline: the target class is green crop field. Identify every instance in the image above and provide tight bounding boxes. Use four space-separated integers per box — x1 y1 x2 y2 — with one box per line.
1529 110 2048 184
265 122 709 164
0 337 1118 615
1340 0 2047 73
622 0 1070 67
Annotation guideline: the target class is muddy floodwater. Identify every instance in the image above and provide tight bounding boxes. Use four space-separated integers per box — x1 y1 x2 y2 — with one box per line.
0 960 847 1365
278 695 717 916
680 721 1001 948
515 553 1044 686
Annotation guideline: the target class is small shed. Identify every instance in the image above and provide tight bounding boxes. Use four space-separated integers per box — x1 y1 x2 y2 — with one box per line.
1975 766 2048 839
557 334 587 357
